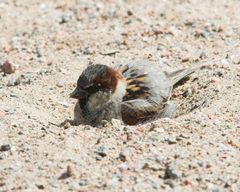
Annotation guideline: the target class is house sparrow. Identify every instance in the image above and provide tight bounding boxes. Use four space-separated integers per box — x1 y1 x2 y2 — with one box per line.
70 61 195 126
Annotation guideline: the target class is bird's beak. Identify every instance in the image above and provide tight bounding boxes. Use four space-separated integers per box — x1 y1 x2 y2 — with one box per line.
69 87 80 99
69 87 88 99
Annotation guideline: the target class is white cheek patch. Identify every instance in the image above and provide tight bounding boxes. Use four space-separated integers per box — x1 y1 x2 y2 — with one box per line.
88 94 101 110
86 79 127 111
87 91 110 111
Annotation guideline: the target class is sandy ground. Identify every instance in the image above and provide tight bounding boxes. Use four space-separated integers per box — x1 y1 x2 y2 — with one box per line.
0 0 240 191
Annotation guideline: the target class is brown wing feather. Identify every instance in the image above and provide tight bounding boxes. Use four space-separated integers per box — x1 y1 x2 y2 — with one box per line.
124 74 150 101
117 65 151 101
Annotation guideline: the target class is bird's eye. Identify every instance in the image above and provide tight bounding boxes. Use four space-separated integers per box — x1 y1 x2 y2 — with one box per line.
83 84 93 89
84 84 101 93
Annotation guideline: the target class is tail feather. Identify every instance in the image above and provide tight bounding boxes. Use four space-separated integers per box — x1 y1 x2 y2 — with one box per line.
167 67 196 85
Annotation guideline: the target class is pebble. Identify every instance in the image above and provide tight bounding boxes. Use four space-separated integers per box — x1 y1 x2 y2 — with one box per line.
117 163 128 171
38 69 51 75
182 88 193 97
134 159 146 172
197 161 204 167
79 179 88 186
165 136 177 145
59 13 72 24
213 119 221 125
58 165 73 180
221 59 230 65
157 44 165 51
63 122 71 129
119 148 130 162
84 125 92 130
210 77 220 83
36 184 44 190
0 58 4 66
155 154 165 165
95 146 109 159
178 134 190 139
0 144 11 151
111 119 123 131
56 81 64 87
7 77 21 86
59 101 70 108
164 164 182 180
199 51 207 59
218 143 234 152
1 61 16 74
163 180 175 189
181 57 190 63
82 47 94 55
21 74 33 84
148 133 165 143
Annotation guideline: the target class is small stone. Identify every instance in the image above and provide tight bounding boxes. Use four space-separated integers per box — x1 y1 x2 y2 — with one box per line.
127 10 133 16
59 101 70 108
0 59 5 66
178 134 190 139
0 144 11 151
163 180 174 188
134 159 146 172
194 30 207 38
196 176 202 182
176 137 182 141
148 133 165 143
216 71 223 77
197 161 204 167
119 148 130 162
7 77 21 86
117 163 128 171
164 164 182 180
210 77 220 83
36 184 44 190
63 122 71 129
84 125 92 130
0 61 16 74
221 59 230 65
165 136 177 144
224 182 231 188
0 182 5 187
157 44 165 51
95 146 109 158
21 74 33 84
100 50 119 56
59 13 72 24
38 69 50 75
168 26 180 36
218 143 234 152
214 85 222 92
213 119 221 125
82 47 94 55
58 68 68 74
95 155 103 161
181 57 190 63
111 119 123 131
79 179 88 186
199 51 207 59
182 88 193 97
56 81 64 87
155 154 165 164
58 165 73 180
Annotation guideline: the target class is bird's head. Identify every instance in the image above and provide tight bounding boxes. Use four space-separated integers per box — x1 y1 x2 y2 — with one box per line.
70 64 126 102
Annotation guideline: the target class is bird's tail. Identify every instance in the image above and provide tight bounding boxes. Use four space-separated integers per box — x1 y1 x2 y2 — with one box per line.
167 67 196 85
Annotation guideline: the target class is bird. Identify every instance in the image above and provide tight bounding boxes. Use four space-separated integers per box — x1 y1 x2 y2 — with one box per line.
69 61 195 126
